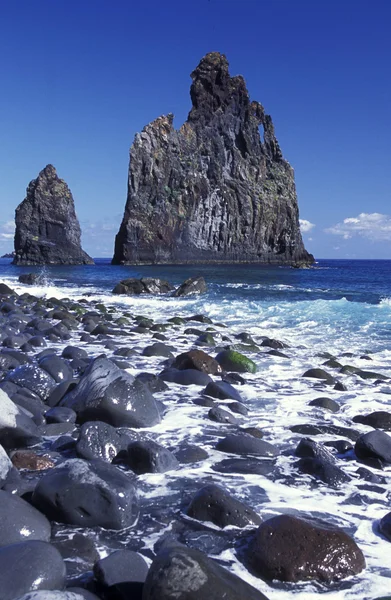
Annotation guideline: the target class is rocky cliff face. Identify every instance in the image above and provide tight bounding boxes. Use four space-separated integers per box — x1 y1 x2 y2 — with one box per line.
13 165 94 265
113 52 313 266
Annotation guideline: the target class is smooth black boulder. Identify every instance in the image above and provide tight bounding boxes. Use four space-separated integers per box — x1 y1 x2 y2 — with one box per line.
309 397 339 412
93 549 149 588
216 433 279 457
186 483 261 528
353 411 391 430
18 273 39 285
302 368 335 383
0 540 66 600
32 458 139 529
379 512 391 542
60 357 161 427
172 349 221 375
159 368 212 386
208 406 238 424
45 406 76 424
13 164 94 266
6 363 57 400
204 380 242 401
125 440 179 474
143 544 269 600
355 430 391 463
296 457 351 488
245 514 365 582
76 421 138 461
0 389 41 449
38 355 73 383
0 490 51 546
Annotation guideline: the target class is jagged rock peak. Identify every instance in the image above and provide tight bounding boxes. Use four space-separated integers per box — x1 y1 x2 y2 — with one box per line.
13 165 94 266
113 52 314 266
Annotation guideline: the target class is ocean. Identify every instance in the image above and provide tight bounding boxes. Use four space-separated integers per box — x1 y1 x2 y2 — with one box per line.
1 257 391 599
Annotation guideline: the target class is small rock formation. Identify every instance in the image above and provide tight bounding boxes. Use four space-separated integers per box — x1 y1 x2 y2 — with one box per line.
13 165 93 265
113 52 313 266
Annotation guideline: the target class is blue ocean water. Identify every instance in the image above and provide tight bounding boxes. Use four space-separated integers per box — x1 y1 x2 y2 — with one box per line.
1 258 391 599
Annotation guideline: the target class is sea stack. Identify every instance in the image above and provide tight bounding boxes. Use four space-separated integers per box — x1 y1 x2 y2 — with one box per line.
13 165 94 266
113 52 313 266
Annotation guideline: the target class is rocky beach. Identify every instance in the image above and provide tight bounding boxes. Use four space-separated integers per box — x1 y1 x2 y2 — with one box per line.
0 260 390 600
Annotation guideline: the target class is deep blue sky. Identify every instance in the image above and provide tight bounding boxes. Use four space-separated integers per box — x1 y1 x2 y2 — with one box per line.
1 0 390 258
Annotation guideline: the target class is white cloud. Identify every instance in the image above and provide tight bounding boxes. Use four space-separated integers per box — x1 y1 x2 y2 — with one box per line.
326 212 391 241
299 219 315 233
0 219 15 244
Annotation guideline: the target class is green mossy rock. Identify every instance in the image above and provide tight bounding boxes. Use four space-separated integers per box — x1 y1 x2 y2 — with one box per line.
216 350 257 374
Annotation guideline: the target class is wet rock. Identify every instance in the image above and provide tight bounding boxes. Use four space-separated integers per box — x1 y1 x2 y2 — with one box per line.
61 346 88 360
355 430 391 463
308 397 339 412
13 165 93 266
334 381 348 391
60 357 161 427
32 459 139 529
76 421 138 462
135 372 168 393
172 277 207 297
15 592 87 600
203 380 242 401
0 283 16 295
93 549 148 591
215 349 256 373
379 512 391 541
260 338 288 349
172 349 221 375
46 380 79 408
212 458 275 476
296 457 351 487
11 450 55 470
0 490 51 546
142 342 174 358
186 483 261 528
159 368 212 386
358 370 388 380
6 363 57 400
245 514 365 582
208 406 238 424
290 423 359 441
45 406 77 424
192 396 215 407
0 443 12 484
353 411 391 430
227 401 248 415
0 540 66 600
143 544 268 600
125 440 179 474
113 277 172 295
53 533 99 579
195 332 216 346
302 368 335 383
0 389 41 449
174 445 208 464
216 433 279 457
222 372 246 385
38 355 73 383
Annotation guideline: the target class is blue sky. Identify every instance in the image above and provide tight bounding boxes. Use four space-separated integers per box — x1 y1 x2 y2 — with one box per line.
1 0 390 259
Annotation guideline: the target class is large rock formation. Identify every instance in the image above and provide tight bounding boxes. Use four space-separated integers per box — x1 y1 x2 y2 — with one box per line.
13 165 93 265
113 52 313 265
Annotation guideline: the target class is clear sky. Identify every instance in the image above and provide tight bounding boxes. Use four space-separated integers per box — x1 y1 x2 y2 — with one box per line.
1 0 390 259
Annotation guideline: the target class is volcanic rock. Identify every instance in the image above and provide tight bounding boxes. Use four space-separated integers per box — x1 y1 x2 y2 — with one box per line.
13 165 93 265
143 544 269 600
112 52 313 266
245 514 365 582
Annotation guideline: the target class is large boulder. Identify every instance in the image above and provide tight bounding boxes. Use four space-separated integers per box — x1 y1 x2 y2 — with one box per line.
245 514 365 582
0 490 51 546
0 389 41 450
13 165 94 266
76 421 138 461
60 357 161 427
112 278 172 295
353 411 391 430
159 368 212 386
0 540 66 600
125 440 179 474
185 483 261 528
172 277 207 297
215 350 257 374
216 433 279 457
32 459 139 529
355 430 391 463
6 364 57 400
143 544 269 600
172 350 221 375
